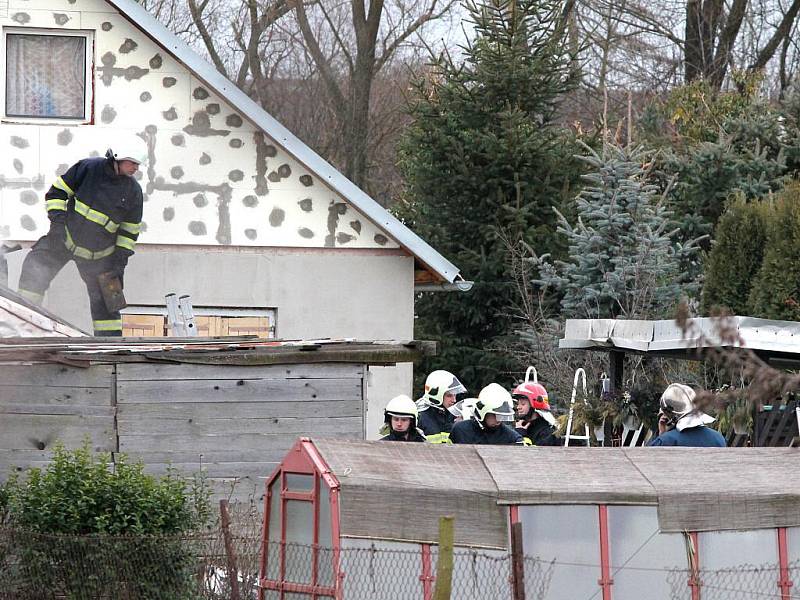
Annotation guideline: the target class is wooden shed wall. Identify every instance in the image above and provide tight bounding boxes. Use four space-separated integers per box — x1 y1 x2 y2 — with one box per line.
0 362 365 504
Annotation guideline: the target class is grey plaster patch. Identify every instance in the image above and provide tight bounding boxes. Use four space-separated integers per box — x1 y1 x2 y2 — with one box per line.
228 170 244 182
206 103 220 115
101 21 113 31
374 234 388 246
170 166 184 180
56 129 73 146
119 39 138 54
188 221 207 236
101 105 117 124
140 92 152 102
171 134 185 147
298 228 314 239
12 159 23 174
350 220 362 234
140 221 148 233
99 52 148 86
11 136 29 149
267 171 280 183
298 198 313 212
325 202 348 247
56 164 68 176
149 54 163 69
162 107 178 121
299 175 313 187
253 133 270 195
193 193 208 207
337 232 355 244
277 164 292 178
20 191 38 205
269 208 285 227
20 215 36 231
229 139 242 148
0 175 44 191
0 226 9 237
145 124 157 134
199 153 211 165
162 76 177 88
193 87 209 100
243 195 258 208
245 228 257 240
89 151 100 157
225 114 243 127
216 196 231 245
53 13 70 25
163 207 175 221
184 112 229 137
12 13 30 24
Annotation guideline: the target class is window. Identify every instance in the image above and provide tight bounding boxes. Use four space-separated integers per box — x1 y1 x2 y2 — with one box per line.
4 29 93 121
121 307 276 339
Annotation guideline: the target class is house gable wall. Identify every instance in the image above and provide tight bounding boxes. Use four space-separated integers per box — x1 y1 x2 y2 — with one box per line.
0 0 398 250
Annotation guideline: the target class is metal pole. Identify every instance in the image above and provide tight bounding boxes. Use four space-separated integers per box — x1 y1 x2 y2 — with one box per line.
433 516 454 600
510 521 526 600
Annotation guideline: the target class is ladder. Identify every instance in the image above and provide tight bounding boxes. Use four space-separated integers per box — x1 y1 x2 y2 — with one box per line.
165 293 197 337
564 368 591 447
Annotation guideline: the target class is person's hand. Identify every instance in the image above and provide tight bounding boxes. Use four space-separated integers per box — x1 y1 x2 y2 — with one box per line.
47 221 67 250
657 411 670 435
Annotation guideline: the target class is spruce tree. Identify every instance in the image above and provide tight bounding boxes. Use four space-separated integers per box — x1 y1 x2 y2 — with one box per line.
398 0 580 389
539 143 696 319
749 184 800 321
701 197 772 316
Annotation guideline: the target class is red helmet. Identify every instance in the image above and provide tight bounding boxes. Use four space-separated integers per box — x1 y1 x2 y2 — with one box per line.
511 382 550 411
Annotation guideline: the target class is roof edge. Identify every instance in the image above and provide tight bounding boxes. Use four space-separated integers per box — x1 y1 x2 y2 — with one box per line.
105 0 461 283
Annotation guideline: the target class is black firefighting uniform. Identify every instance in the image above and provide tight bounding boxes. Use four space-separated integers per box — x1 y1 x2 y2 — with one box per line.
450 419 524 445
417 405 455 444
18 157 143 336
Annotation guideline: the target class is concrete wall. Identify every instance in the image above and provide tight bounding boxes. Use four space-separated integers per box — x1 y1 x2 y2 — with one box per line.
6 246 415 438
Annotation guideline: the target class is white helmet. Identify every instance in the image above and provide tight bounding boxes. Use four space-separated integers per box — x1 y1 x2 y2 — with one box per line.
422 370 466 408
385 394 418 421
107 135 147 166
660 383 715 431
449 397 478 421
472 383 515 429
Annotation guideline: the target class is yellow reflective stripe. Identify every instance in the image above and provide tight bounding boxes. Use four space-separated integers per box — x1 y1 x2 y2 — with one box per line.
115 235 136 251
18 288 44 304
119 221 141 235
45 198 67 211
53 177 74 197
425 432 452 444
64 228 115 260
73 198 119 233
93 319 122 331
523 437 534 446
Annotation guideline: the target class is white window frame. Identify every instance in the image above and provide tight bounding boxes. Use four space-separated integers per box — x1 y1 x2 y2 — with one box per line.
1 27 94 124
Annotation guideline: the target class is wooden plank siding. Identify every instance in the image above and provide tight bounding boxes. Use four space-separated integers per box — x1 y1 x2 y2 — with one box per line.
0 361 367 503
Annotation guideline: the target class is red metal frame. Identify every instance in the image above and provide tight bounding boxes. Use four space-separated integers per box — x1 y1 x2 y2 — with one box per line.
687 531 701 600
597 505 613 600
419 543 435 600
777 527 794 600
258 438 342 600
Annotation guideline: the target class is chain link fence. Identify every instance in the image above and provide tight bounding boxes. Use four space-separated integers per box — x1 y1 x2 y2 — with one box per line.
0 504 797 600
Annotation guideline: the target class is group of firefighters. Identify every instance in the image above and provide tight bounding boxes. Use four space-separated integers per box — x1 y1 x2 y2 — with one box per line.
380 371 727 447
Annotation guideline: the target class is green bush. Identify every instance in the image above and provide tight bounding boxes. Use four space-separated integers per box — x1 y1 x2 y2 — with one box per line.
749 184 800 320
701 196 773 315
1 442 210 600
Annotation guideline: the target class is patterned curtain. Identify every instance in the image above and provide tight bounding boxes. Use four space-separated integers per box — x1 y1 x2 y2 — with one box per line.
5 34 86 118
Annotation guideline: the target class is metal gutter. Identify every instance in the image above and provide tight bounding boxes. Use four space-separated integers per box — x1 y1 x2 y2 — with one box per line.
105 0 461 283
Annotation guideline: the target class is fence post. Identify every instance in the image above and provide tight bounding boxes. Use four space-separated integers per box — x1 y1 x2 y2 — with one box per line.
433 516 454 600
510 522 526 600
220 499 241 600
